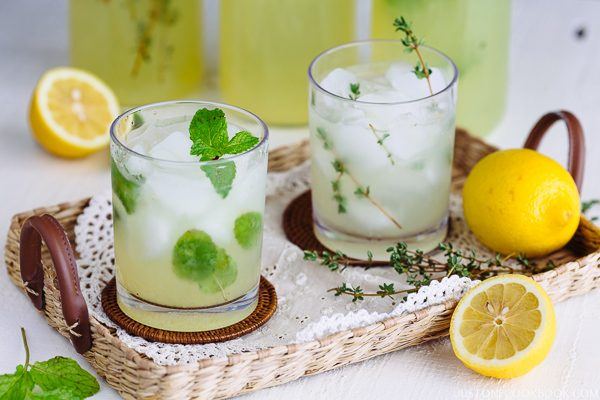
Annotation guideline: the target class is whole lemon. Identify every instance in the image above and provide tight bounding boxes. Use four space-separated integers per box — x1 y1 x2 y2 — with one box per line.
462 149 580 257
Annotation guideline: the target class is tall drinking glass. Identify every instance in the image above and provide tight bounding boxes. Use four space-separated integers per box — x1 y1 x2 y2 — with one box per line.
110 101 268 331
372 0 510 136
308 40 458 260
71 0 203 106
219 0 355 125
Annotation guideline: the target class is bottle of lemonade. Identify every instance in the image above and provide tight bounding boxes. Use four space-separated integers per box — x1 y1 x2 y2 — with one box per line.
219 0 355 125
70 0 203 106
371 0 510 136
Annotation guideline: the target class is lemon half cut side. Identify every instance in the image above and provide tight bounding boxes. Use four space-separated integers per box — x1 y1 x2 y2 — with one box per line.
29 67 120 158
450 274 556 379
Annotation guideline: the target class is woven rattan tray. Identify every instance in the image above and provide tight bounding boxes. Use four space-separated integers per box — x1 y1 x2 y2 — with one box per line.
4 112 600 399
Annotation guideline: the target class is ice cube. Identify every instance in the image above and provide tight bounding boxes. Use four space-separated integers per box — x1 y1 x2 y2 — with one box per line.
145 167 218 217
127 210 174 260
385 64 447 100
319 68 358 98
124 143 153 178
148 131 196 162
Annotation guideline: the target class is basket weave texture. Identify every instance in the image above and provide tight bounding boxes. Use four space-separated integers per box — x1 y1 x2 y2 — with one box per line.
4 129 600 400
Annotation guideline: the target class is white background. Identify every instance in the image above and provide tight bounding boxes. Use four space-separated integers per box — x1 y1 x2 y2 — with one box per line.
1 1 600 399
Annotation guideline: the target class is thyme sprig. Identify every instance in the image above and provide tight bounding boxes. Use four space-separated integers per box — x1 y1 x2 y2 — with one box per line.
305 242 557 302
582 199 599 222
349 82 361 100
316 127 403 229
393 16 433 95
368 124 395 166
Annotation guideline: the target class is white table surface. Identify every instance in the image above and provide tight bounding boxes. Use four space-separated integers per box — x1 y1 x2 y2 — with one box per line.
1 1 600 399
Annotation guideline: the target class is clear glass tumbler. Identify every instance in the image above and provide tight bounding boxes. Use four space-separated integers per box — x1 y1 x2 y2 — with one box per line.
308 40 458 260
219 0 355 125
110 101 268 331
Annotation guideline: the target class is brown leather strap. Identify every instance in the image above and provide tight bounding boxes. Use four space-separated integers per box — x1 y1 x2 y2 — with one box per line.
523 110 585 191
20 214 92 353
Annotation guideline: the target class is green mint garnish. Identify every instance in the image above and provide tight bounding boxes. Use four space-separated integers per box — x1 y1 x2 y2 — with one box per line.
189 108 259 198
200 162 236 199
234 212 263 249
111 161 143 214
0 328 99 400
172 230 237 293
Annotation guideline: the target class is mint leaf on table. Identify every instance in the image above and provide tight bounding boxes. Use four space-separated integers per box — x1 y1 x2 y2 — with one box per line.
111 161 142 215
172 230 237 293
234 212 263 249
2 328 100 400
189 108 260 198
0 365 34 400
30 357 99 399
201 162 236 199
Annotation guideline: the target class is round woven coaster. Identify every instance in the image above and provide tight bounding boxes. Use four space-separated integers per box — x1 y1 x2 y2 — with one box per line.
283 190 389 266
101 276 277 344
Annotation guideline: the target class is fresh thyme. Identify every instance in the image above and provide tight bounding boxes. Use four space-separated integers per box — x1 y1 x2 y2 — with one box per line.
393 16 433 95
128 0 179 78
582 199 599 222
368 124 395 165
305 242 558 302
331 160 347 213
316 127 403 229
349 82 361 100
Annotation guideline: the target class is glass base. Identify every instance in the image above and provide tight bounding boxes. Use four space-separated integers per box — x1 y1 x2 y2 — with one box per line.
116 282 259 332
314 217 448 261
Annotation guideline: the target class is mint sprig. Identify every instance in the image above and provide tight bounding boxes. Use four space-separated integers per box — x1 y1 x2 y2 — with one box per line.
111 161 143 215
0 328 100 400
189 108 260 198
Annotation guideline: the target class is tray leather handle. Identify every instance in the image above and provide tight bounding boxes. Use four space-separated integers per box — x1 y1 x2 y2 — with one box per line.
523 110 585 191
19 214 92 354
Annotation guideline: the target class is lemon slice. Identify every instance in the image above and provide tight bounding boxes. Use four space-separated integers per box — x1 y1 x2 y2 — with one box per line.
450 274 556 378
29 67 120 158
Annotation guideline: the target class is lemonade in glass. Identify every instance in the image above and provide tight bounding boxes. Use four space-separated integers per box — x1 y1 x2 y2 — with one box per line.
308 40 458 260
110 101 268 331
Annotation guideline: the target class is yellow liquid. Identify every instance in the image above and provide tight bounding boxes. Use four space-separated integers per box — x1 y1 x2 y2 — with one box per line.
219 0 355 125
372 0 510 136
70 0 203 106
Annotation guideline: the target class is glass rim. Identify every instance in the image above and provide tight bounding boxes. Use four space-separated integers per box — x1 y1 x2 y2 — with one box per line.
307 39 459 106
110 100 269 165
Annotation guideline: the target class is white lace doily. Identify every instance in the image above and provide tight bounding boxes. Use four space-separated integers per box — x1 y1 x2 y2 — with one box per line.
75 162 480 366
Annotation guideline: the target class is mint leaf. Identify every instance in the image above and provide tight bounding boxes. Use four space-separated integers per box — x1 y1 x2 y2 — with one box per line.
172 230 237 293
30 357 99 398
0 366 33 400
198 248 237 294
189 108 229 161
26 387 80 400
173 230 220 281
188 108 260 198
234 212 263 249
111 161 142 214
201 161 236 199
222 131 259 155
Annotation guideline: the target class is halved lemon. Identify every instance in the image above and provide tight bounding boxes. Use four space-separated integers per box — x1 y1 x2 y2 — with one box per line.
29 67 120 158
450 274 556 378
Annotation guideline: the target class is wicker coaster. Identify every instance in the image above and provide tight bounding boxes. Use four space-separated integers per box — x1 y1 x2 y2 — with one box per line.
283 190 389 266
101 276 277 344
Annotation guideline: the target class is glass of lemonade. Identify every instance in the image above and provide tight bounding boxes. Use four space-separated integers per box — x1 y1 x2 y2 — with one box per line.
110 101 268 331
371 0 510 136
308 40 458 260
219 0 355 125
71 0 203 106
